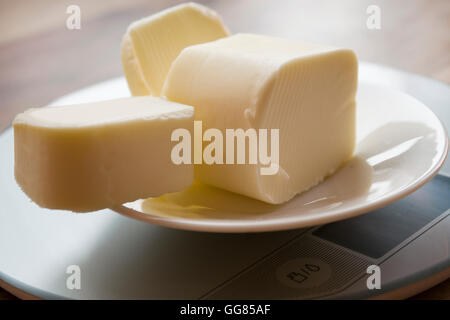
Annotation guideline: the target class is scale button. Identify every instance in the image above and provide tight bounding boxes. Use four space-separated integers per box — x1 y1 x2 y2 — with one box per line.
276 257 332 289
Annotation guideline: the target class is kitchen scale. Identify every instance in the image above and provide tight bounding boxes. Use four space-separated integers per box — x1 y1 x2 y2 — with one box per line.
0 62 448 299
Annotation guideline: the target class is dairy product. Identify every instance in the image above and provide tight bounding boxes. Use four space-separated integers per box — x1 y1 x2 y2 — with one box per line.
163 33 358 204
121 2 230 96
13 97 194 212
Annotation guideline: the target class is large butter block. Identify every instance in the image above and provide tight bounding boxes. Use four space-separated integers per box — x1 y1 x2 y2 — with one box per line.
163 34 358 204
13 97 194 212
121 2 229 96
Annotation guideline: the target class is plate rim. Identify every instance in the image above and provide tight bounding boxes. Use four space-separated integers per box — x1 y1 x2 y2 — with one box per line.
2 70 448 233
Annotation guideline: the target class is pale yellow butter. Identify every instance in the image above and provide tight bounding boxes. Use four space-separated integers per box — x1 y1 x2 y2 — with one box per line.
13 97 194 212
163 34 358 204
121 2 230 96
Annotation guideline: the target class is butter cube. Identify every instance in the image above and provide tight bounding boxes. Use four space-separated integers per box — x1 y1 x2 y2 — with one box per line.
13 97 194 212
121 2 230 96
163 34 358 204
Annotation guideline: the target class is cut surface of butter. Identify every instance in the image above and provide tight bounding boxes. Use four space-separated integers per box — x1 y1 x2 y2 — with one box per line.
163 33 358 204
13 97 194 212
121 2 230 97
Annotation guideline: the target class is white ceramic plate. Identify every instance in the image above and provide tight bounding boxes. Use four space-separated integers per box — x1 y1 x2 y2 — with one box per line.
105 82 446 232
21 75 446 232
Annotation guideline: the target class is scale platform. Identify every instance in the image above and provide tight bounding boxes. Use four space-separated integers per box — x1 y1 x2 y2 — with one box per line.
0 63 449 299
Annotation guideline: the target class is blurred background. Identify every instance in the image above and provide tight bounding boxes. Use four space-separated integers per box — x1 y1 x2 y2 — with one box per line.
0 0 449 132
0 0 448 299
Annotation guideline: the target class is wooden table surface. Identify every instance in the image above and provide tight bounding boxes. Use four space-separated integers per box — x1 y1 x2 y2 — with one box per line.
0 0 448 299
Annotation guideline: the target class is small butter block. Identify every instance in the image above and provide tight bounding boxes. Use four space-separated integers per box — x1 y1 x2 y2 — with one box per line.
13 97 194 212
121 2 230 96
163 34 358 204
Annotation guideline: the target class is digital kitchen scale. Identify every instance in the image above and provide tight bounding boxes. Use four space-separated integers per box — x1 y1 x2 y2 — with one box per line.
0 62 448 299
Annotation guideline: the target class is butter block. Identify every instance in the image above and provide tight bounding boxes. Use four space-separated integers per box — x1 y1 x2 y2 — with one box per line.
13 97 194 212
121 2 230 96
163 34 358 204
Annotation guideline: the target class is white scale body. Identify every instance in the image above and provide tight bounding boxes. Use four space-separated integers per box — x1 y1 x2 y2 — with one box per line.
0 63 448 299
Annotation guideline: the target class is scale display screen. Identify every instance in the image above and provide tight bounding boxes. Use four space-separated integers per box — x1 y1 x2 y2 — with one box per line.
313 174 450 259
